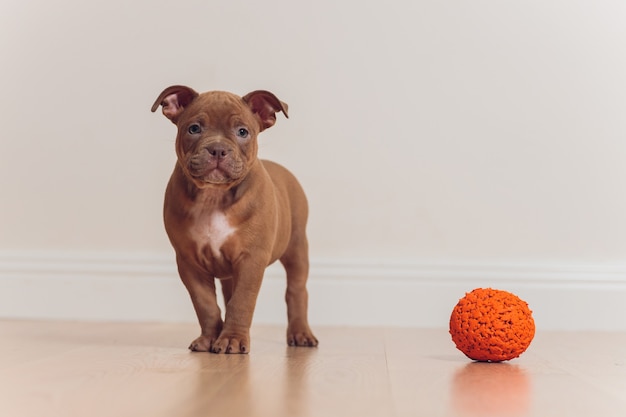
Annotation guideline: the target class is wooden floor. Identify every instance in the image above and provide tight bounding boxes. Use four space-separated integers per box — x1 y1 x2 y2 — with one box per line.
0 320 624 417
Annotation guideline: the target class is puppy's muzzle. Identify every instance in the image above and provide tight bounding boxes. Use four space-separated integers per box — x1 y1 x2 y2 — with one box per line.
206 142 233 160
187 141 243 184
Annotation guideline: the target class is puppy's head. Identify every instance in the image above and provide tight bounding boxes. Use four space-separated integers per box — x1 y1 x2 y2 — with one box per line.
152 86 288 189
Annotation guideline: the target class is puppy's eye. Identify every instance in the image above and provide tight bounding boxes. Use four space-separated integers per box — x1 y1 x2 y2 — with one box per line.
188 124 202 135
237 128 249 138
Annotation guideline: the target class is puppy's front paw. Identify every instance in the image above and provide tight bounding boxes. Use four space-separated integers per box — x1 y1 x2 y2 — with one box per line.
188 335 214 352
211 329 250 354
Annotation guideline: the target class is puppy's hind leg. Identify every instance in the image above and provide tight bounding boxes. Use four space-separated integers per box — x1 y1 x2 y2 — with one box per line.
220 278 234 305
281 234 318 347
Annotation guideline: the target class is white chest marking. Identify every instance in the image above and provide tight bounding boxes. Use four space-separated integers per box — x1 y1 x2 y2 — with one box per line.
207 211 236 256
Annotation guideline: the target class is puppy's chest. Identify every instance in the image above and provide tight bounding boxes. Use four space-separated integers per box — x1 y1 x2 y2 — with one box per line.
199 211 237 257
176 209 238 265
205 211 237 250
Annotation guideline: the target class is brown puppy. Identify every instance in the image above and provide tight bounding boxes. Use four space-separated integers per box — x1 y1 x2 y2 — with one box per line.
152 86 318 353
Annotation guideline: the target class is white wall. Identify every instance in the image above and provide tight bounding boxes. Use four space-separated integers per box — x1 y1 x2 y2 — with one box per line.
1 1 626 330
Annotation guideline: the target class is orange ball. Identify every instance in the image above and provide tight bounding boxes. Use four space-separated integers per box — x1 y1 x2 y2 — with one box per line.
449 288 535 362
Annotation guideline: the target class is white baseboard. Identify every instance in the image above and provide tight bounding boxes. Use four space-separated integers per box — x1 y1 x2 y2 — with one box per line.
1 251 625 331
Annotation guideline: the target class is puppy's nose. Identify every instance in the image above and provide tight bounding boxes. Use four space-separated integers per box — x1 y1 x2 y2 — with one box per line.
206 143 231 159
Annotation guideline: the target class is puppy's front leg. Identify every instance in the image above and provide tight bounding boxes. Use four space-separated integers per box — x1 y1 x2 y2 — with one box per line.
177 262 224 352
211 259 265 354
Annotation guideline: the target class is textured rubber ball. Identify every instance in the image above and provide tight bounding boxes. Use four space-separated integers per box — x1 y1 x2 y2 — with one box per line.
449 288 535 362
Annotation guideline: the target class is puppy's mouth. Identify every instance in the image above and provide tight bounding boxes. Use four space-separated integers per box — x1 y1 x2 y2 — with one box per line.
186 147 245 185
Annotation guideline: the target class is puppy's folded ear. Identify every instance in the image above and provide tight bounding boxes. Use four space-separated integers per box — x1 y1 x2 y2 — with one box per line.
151 85 199 124
242 90 289 131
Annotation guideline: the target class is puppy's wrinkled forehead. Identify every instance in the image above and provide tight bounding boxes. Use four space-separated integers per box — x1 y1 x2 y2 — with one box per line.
180 91 257 129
